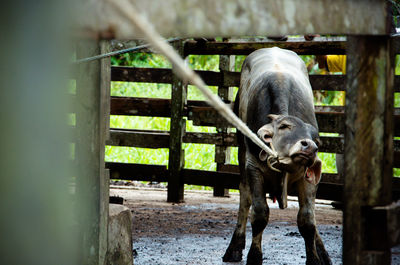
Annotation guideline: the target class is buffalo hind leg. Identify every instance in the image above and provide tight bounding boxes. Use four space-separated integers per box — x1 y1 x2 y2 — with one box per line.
223 180 251 262
297 181 332 265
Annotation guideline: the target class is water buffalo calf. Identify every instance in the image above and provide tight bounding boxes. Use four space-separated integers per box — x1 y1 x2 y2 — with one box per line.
223 47 332 265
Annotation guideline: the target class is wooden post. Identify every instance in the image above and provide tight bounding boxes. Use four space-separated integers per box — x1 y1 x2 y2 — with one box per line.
168 41 186 203
343 35 393 265
75 39 101 265
75 40 110 265
99 40 111 265
214 53 235 197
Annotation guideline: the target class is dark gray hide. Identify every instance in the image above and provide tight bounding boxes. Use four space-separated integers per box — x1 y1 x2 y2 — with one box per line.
223 47 331 265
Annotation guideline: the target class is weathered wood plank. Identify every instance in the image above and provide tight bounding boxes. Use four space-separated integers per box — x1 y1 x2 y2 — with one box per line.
112 67 172 83
110 97 210 117
110 97 172 117
310 75 345 91
80 0 388 39
107 129 235 148
344 35 393 265
111 67 223 87
168 41 186 203
184 40 346 56
105 162 168 182
189 107 347 134
99 40 111 265
213 53 235 197
75 40 101 265
107 129 170 148
364 201 400 254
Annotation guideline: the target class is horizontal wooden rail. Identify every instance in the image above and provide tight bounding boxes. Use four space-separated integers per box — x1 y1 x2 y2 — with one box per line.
105 162 400 201
107 129 236 148
111 66 400 92
183 40 347 56
188 107 346 133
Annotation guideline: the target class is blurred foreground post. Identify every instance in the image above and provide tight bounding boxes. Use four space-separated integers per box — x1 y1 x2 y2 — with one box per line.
0 1 78 265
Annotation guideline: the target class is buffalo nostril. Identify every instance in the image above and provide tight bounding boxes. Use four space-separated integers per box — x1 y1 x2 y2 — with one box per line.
301 140 308 147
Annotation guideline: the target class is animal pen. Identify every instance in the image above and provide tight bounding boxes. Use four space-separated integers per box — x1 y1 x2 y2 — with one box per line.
71 1 400 265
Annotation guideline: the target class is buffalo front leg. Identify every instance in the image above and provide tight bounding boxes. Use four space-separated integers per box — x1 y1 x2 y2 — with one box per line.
297 181 332 265
246 168 269 265
223 179 251 262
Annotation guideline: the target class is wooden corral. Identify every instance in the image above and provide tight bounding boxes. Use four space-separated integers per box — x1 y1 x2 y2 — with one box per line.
71 0 400 264
104 38 400 204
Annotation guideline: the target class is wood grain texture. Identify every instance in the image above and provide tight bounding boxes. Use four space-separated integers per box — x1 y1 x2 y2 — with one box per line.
343 35 393 265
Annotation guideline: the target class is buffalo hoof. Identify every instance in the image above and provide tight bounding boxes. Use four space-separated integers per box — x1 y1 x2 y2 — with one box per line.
306 256 325 265
246 247 262 265
222 248 242 262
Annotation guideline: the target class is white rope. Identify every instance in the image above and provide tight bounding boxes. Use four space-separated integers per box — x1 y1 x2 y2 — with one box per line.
110 0 279 160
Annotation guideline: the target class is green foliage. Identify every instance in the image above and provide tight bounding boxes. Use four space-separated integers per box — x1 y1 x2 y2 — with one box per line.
111 52 171 68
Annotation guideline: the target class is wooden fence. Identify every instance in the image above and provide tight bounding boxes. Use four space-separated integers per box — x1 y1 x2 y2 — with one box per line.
104 38 400 202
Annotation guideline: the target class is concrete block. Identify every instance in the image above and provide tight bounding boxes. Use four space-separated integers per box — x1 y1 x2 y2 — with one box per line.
106 204 133 265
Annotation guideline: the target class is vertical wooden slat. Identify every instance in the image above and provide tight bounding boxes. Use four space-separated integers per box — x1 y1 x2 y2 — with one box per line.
343 35 393 265
214 53 235 197
168 41 186 203
99 40 111 265
75 40 101 265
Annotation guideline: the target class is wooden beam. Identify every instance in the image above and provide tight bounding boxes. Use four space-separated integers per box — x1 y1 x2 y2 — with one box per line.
75 40 101 265
168 41 186 203
110 96 172 117
184 40 346 56
106 162 168 182
99 40 111 265
79 0 388 39
343 35 393 265
364 201 400 253
213 53 235 197
107 129 170 149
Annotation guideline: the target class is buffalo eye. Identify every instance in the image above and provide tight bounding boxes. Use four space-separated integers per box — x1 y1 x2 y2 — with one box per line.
278 123 291 130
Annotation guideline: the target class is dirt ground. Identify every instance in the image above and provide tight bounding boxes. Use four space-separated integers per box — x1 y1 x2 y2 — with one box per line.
110 185 400 265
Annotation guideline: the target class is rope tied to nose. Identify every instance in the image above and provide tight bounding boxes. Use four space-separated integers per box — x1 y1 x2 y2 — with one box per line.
110 0 279 165
266 142 282 173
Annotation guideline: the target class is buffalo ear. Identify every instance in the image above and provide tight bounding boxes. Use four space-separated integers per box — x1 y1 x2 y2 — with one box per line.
259 150 268 161
257 124 274 161
267 114 282 121
257 124 273 143
305 156 322 185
